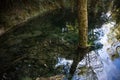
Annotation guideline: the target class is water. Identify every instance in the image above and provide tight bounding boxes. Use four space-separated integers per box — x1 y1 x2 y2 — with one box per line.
55 12 120 80
94 21 120 80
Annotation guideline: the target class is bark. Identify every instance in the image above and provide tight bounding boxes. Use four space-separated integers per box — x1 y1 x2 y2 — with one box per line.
78 0 88 48
69 0 88 77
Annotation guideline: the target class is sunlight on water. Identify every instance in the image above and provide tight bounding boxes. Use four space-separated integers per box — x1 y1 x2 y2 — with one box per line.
96 21 119 80
55 11 120 80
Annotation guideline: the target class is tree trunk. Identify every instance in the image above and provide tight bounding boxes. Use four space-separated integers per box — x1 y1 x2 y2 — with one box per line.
78 0 88 47
69 0 88 77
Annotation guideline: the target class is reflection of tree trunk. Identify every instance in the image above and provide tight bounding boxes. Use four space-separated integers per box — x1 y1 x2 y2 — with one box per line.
71 0 76 13
56 0 64 9
70 47 89 75
69 0 88 77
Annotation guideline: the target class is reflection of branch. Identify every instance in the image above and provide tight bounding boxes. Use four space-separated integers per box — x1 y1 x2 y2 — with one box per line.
116 46 120 54
11 54 27 65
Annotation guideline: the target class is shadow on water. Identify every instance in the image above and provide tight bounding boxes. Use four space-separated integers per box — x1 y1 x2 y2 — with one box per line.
0 8 77 80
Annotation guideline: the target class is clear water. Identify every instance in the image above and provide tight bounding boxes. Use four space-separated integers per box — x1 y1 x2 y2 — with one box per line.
55 11 120 80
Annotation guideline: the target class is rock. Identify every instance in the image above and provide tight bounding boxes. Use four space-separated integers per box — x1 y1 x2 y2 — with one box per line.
36 75 64 80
